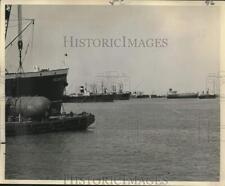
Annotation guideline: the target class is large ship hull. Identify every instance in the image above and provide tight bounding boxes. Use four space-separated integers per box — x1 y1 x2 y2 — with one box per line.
5 68 68 114
63 94 114 103
150 94 165 98
113 92 131 100
167 93 198 99
136 95 150 98
198 94 217 99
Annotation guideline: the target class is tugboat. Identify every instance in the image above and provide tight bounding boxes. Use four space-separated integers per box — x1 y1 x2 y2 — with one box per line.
5 5 95 136
5 96 94 136
167 88 198 99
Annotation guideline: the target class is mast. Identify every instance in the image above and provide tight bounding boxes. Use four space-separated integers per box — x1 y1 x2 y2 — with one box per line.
17 5 23 119
213 78 216 95
17 5 23 72
101 81 104 94
5 5 12 39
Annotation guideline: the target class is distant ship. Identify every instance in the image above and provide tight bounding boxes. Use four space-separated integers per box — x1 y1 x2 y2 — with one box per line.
137 95 149 98
95 72 131 100
167 88 198 99
111 84 131 100
131 91 149 99
198 89 217 99
63 85 114 103
63 94 114 103
150 94 166 98
113 92 131 100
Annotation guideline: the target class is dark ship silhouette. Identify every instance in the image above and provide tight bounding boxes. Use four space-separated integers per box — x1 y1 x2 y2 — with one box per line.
6 68 69 115
198 89 217 99
167 88 198 99
63 85 114 103
5 5 95 136
111 83 131 100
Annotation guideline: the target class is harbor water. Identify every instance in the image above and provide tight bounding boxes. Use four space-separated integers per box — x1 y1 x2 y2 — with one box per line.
6 98 219 181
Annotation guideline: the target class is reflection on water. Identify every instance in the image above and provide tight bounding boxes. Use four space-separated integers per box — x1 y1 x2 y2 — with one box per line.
6 99 219 181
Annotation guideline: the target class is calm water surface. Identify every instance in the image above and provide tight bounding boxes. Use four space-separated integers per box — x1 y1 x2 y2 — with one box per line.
6 98 220 181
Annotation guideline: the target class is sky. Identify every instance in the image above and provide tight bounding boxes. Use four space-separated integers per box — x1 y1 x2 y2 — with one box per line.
5 5 220 94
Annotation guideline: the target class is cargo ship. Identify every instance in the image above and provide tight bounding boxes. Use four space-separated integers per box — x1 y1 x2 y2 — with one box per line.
5 5 68 115
137 95 149 98
113 92 131 100
167 88 198 99
96 72 131 100
63 94 114 103
63 85 114 103
111 84 131 100
5 5 95 136
198 90 217 99
6 68 68 115
131 91 149 99
150 94 166 98
199 94 216 99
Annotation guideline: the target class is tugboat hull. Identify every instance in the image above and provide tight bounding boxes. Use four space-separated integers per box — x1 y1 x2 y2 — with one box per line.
6 113 95 136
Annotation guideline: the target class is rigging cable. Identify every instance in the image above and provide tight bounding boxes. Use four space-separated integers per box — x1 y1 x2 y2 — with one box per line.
22 20 34 65
5 19 34 49
30 19 35 68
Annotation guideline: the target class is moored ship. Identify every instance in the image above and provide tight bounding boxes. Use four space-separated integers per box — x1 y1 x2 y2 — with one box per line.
131 91 149 99
5 5 68 115
96 72 131 100
5 5 95 136
63 94 114 103
137 94 149 98
198 90 217 99
167 88 198 99
199 94 216 99
111 84 131 100
113 92 131 100
150 94 166 98
63 85 114 103
6 68 68 114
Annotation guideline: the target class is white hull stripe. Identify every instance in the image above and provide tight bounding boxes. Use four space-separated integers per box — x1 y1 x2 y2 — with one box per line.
6 68 69 79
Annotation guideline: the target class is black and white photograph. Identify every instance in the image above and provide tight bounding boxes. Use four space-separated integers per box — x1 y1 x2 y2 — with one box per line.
1 0 224 184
